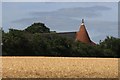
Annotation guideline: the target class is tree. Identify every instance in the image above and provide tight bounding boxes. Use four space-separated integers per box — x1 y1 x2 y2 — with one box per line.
25 23 50 34
99 36 120 57
2 29 34 56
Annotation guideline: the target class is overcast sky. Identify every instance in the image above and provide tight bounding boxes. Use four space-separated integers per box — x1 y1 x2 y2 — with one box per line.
2 2 118 43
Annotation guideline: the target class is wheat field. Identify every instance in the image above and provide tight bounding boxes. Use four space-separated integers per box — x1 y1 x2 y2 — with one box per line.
1 57 118 78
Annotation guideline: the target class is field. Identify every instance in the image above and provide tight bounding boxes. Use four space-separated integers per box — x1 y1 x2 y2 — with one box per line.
1 57 118 78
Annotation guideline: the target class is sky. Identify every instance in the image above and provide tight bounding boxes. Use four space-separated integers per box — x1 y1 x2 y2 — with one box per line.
2 2 118 43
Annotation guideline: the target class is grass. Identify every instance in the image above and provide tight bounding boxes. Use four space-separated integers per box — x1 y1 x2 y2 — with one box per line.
1 56 118 78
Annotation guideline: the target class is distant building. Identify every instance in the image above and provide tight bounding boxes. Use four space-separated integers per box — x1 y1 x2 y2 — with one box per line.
58 19 96 45
57 32 76 40
76 19 96 45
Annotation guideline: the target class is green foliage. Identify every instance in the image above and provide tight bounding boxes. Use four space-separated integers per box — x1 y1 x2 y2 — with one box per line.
71 42 104 57
2 23 120 57
29 33 73 56
99 36 120 57
2 29 31 55
25 23 50 33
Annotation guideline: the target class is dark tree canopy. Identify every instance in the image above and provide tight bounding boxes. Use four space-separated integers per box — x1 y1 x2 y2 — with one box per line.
99 36 120 57
25 23 50 33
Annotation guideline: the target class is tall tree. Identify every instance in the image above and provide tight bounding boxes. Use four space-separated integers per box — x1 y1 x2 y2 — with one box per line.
25 23 50 34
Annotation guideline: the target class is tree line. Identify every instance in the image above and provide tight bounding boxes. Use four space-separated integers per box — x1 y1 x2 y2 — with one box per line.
1 23 120 57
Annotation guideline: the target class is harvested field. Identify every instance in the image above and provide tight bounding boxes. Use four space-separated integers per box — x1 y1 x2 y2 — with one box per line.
1 57 118 78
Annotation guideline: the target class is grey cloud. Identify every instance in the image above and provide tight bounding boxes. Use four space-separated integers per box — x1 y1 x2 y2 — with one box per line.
12 5 112 25
86 6 111 11
12 5 111 24
30 5 111 18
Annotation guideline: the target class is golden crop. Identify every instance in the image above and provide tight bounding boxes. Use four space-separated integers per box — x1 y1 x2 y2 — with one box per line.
1 57 118 78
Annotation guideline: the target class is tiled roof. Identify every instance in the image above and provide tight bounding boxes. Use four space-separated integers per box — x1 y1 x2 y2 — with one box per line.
76 20 96 45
